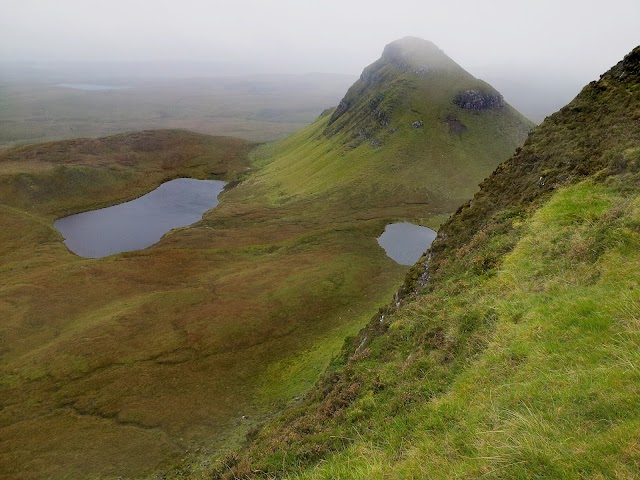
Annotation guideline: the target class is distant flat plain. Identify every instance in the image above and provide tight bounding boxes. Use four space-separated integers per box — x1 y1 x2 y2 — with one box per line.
0 71 356 146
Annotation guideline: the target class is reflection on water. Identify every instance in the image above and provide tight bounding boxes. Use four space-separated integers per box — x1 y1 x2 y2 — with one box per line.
377 222 437 266
54 178 225 258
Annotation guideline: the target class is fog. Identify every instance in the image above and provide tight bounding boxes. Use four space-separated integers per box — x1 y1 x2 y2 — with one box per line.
2 0 639 121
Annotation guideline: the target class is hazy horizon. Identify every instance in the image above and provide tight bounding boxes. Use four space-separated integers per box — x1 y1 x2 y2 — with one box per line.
2 0 639 123
2 1 639 77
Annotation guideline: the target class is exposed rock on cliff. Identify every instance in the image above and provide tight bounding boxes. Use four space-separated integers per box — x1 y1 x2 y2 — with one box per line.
453 89 504 110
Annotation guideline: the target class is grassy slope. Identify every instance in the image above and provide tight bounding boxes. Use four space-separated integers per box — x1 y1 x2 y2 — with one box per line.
0 130 257 479
0 40 531 480
207 47 640 479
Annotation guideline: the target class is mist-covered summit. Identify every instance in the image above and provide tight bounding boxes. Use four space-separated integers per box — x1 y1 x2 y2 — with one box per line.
326 37 520 147
377 36 463 75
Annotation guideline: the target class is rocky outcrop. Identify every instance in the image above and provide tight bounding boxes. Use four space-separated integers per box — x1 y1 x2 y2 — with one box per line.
329 97 352 125
453 90 504 110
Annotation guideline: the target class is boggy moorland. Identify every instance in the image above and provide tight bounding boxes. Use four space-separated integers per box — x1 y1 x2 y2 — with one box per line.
0 38 533 479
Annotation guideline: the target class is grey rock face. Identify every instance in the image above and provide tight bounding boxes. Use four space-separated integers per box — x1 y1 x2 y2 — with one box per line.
454 90 504 110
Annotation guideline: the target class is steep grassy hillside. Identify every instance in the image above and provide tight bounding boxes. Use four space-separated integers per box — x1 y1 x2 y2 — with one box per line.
0 38 530 479
205 47 640 479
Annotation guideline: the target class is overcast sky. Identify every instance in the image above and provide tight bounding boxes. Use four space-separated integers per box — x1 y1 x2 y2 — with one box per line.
2 0 639 81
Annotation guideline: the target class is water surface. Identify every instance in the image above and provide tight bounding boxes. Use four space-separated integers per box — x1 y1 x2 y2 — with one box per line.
377 222 437 266
55 178 225 258
55 83 131 91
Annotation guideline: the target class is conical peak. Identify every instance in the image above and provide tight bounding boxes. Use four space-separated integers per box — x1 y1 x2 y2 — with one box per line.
326 36 511 139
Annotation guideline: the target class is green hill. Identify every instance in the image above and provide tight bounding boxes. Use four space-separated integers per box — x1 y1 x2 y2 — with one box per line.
206 47 640 479
247 37 531 221
0 39 531 479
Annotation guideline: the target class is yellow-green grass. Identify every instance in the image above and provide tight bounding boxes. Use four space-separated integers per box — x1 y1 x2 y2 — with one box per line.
0 120 523 479
211 178 640 480
245 117 529 233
